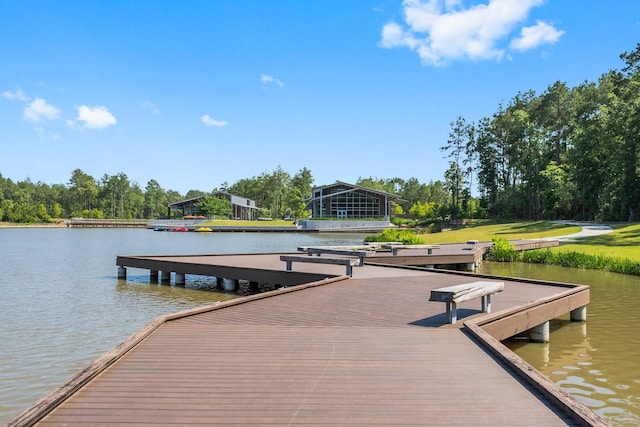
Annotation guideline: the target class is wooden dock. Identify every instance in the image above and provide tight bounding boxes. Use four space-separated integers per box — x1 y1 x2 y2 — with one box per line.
321 239 559 271
67 218 148 228
8 254 608 426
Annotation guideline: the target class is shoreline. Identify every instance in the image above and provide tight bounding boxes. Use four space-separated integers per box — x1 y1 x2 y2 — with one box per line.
0 222 67 228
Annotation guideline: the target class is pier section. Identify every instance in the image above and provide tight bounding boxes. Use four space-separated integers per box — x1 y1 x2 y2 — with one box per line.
9 254 603 426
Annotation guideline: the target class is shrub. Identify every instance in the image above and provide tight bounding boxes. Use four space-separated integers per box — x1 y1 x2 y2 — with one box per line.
364 228 425 245
391 217 415 227
486 236 519 262
520 249 640 276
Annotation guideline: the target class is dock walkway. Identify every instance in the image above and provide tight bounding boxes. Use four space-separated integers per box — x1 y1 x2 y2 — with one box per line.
9 255 607 426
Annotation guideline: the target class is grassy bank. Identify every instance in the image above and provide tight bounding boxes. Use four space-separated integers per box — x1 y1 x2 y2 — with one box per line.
549 222 640 262
415 220 581 244
0 221 66 228
367 221 581 245
481 222 640 276
368 220 640 276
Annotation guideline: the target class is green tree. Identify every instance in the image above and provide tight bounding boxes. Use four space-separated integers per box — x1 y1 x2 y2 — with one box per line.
441 117 474 218
68 169 98 214
196 196 232 218
144 179 167 219
409 201 436 220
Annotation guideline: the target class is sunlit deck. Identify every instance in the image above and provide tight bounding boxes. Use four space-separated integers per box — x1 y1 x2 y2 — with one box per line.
9 255 607 426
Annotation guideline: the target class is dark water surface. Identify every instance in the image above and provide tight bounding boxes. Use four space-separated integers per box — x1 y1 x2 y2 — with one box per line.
1 229 638 425
479 262 640 426
0 228 367 424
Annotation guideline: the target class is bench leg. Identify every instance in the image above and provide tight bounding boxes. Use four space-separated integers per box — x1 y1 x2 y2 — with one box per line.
285 260 292 271
482 294 492 313
446 302 457 324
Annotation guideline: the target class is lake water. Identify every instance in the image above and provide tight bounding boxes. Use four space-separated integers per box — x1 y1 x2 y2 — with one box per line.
0 228 368 424
479 262 640 426
1 228 638 426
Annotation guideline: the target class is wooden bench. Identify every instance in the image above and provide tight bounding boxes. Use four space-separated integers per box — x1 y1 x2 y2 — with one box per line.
429 281 504 324
363 241 403 251
385 244 440 256
280 255 361 276
301 247 375 266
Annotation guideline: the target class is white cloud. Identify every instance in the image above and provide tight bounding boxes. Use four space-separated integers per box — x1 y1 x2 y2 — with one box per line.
23 98 60 122
260 74 284 88
380 0 563 66
75 105 117 129
201 114 228 127
2 89 30 102
511 20 564 51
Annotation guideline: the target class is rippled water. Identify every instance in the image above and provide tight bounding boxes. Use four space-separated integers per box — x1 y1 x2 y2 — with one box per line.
480 262 640 426
0 228 367 424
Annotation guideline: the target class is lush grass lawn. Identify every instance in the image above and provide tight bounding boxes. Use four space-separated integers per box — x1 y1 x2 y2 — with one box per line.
415 221 582 244
196 219 297 227
550 222 640 262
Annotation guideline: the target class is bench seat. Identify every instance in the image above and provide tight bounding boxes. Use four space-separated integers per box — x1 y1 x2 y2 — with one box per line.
429 281 504 324
300 247 375 266
280 255 361 276
385 244 440 256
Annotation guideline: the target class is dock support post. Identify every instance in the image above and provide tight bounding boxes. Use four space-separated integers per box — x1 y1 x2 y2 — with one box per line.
223 279 238 292
118 266 126 279
216 277 224 290
465 262 475 271
446 302 458 324
570 305 587 322
161 271 171 284
150 270 159 283
481 294 492 313
175 273 186 286
529 321 550 343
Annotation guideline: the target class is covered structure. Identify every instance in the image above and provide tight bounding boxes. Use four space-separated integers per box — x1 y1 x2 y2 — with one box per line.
305 181 403 220
167 192 258 220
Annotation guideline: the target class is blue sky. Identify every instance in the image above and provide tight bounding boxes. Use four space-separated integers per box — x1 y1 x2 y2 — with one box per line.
1 0 639 195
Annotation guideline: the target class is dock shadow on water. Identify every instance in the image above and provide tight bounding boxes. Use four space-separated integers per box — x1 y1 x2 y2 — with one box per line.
481 261 640 426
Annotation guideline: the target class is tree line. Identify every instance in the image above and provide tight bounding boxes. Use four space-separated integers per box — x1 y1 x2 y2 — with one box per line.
4 45 639 224
440 44 640 222
0 164 453 223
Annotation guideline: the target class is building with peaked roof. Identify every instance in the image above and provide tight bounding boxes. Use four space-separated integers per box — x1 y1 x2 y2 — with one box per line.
167 192 258 220
305 181 403 221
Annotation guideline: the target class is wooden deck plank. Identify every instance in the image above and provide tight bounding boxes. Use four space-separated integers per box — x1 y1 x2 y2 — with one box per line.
12 259 606 426
38 326 572 426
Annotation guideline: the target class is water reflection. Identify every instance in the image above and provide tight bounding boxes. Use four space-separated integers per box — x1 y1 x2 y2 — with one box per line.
481 262 640 426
